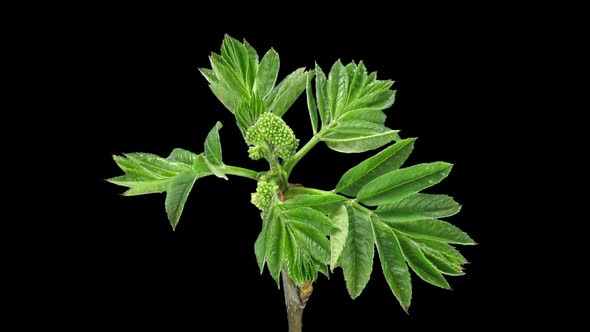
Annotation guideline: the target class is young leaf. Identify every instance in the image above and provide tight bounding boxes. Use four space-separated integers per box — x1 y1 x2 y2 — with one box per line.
204 122 224 166
315 64 330 126
266 211 286 286
256 48 280 99
280 194 347 210
371 217 412 311
323 123 399 153
327 60 349 117
329 205 349 271
339 206 374 298
423 250 464 276
112 155 161 180
165 170 199 230
282 207 337 234
108 175 171 196
265 68 307 117
414 238 467 265
385 219 475 245
288 220 331 264
306 70 319 134
357 162 453 206
167 148 199 166
397 233 450 289
284 230 317 286
376 193 461 222
125 153 191 176
335 138 416 196
254 214 272 273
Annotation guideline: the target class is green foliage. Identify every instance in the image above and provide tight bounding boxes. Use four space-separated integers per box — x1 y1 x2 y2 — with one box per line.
109 35 474 315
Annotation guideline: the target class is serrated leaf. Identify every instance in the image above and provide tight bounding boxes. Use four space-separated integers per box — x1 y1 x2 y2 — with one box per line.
165 170 198 230
306 70 319 134
235 94 265 133
423 250 464 276
371 217 412 311
315 64 330 126
281 193 347 210
244 40 259 90
397 233 450 289
125 153 191 177
357 162 453 206
266 211 285 286
256 48 279 99
167 148 199 166
289 220 331 264
339 206 374 298
204 121 224 166
221 35 250 87
347 61 367 102
329 204 348 270
376 193 461 222
108 175 171 196
385 219 475 245
265 68 307 117
284 230 317 286
335 138 416 196
324 123 399 154
209 53 248 99
339 109 387 124
208 83 238 113
282 206 337 234
112 155 160 180
327 60 348 117
414 238 467 265
254 214 271 273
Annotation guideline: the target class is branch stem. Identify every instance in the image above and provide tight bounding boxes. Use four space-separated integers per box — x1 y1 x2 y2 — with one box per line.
282 271 304 332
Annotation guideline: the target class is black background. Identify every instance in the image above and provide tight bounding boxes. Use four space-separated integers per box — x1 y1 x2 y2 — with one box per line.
64 17 517 330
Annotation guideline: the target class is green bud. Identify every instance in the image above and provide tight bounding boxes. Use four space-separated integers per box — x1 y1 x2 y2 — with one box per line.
251 180 278 210
246 112 299 161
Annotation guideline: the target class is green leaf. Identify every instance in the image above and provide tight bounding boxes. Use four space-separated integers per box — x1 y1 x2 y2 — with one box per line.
221 35 250 87
243 40 258 90
397 233 450 289
386 219 475 245
265 68 307 117
376 193 461 222
357 162 453 206
113 155 160 180
108 175 171 196
281 194 347 210
423 250 464 276
284 230 317 286
329 204 348 270
306 70 319 134
413 238 467 265
208 83 238 113
209 53 248 99
327 60 348 117
266 211 285 286
235 94 266 133
347 61 367 103
315 64 330 126
256 48 279 99
165 170 198 230
282 207 337 234
167 148 199 166
371 217 412 311
323 122 399 153
204 121 224 166
289 220 331 264
339 206 374 298
335 138 416 196
125 153 191 177
254 215 271 273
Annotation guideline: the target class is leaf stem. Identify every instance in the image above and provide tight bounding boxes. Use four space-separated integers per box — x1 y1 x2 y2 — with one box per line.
284 133 322 177
221 165 260 180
